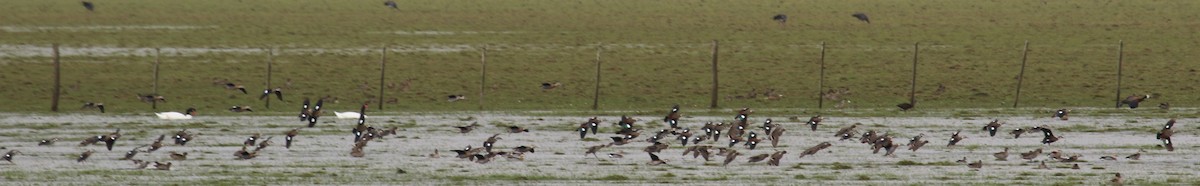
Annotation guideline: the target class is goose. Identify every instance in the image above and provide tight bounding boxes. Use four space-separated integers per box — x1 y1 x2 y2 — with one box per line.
447 95 467 102
767 150 787 166
677 128 693 146
1071 164 1080 169
119 145 146 160
722 149 742 166
956 157 968 163
483 134 501 152
1011 127 1027 138
138 94 166 103
852 12 870 23
579 117 600 139
835 123 861 141
255 137 273 151
234 146 258 160
768 127 785 148
38 138 59 146
428 149 441 158
1159 102 1170 110
584 144 609 158
148 135 165 152
1120 94 1150 109
772 14 787 26
284 128 299 149
82 1 94 11
907 134 927 152
947 130 965 147
897 103 914 111
1021 148 1043 161
229 106 253 112
384 0 398 9
77 150 95 162
983 120 1003 137
646 153 667 165
735 108 752 121
154 161 172 170
173 129 193 146
4 150 19 164
1052 109 1069 120
224 83 248 94
455 122 480 134
967 160 983 169
258 88 283 101
760 119 777 137
132 160 151 170
541 82 562 90
508 126 530 133
994 147 1009 161
335 103 368 119
1126 149 1146 160
663 105 681 129
1032 126 1059 145
1100 154 1118 161
747 153 770 163
745 132 762 150
797 142 832 159
1035 161 1050 169
1156 119 1175 151
307 99 325 127
243 133 261 146
156 108 197 120
1111 173 1123 185
81 102 105 113
643 142 668 153
169 151 188 160
608 151 625 158
298 98 312 122
513 146 535 154
807 115 823 131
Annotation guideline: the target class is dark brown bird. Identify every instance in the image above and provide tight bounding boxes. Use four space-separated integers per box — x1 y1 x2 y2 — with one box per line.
169 151 188 160
541 82 562 90
745 132 762 149
255 137 273 151
617 115 637 130
983 119 1003 137
243 133 261 147
852 12 870 23
234 146 258 160
956 157 968 163
154 161 172 170
82 1 95 11
907 134 928 152
664 105 682 129
508 126 530 133
584 144 609 158
228 105 253 112
947 130 965 147
769 127 786 148
1021 148 1043 161
772 14 787 27
1159 102 1170 110
258 88 284 101
77 150 95 162
835 123 861 141
722 149 742 166
82 102 105 113
1053 109 1069 120
224 82 248 94
797 142 832 159
1071 163 1080 169
138 94 166 103
1032 126 1059 145
747 153 770 163
120 145 146 160
38 138 59 146
967 160 983 169
174 129 194 146
285 128 299 149
767 150 787 166
676 128 694 146
4 150 19 164
734 108 752 121
513 146 535 154
644 142 669 153
579 117 601 139
760 119 777 137
897 103 914 111
1011 127 1027 138
806 115 823 131
647 153 667 165
483 134 501 152
1111 173 1123 185
306 99 325 127
994 147 1009 161
1120 94 1150 109
148 135 165 152
298 98 313 122
455 122 480 134
1157 119 1175 151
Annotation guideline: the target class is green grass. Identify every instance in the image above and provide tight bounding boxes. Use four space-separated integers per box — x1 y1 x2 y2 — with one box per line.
2 0 1199 113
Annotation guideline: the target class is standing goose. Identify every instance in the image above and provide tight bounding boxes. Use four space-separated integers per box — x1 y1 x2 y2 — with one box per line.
994 147 1009 161
156 108 197 120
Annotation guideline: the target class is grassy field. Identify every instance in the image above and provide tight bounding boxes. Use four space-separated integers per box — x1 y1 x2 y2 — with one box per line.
2 0 1200 114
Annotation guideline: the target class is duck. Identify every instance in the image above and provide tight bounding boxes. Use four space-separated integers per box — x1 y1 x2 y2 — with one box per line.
156 108 197 120
169 151 188 160
81 102 105 113
1119 94 1150 109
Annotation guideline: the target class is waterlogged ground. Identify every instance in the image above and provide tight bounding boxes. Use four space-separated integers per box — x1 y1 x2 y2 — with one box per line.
0 112 1197 185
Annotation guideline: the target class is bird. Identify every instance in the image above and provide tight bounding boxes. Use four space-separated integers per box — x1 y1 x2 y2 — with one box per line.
760 119 777 136
643 142 668 153
508 126 530 133
234 146 258 160
1052 109 1069 120
156 108 197 120
1021 148 1043 161
578 117 601 139
967 160 983 169
608 151 625 158
994 147 1009 161
983 120 1003 137
138 94 166 103
852 12 870 23
745 132 761 149
1111 173 1123 185
806 115 823 131
456 122 480 134
947 130 965 147
734 108 752 121
1120 94 1150 109
1032 126 1060 145
747 154 770 163
1156 119 1175 151
1126 149 1146 160
384 0 399 9
81 1 94 11
584 144 608 158
244 133 262 146
772 14 787 27
258 88 284 101
483 134 502 152
307 99 325 127
722 149 742 166
897 103 914 111
77 150 95 162
284 128 299 149
81 102 105 113
4 150 19 164
1071 164 1080 169
647 153 667 165
148 135 165 152
255 137 273 151
541 82 562 90
448 95 467 102
224 83 248 94
154 161 172 170
1100 154 1118 161
428 149 440 158
119 145 146 160
956 157 968 163
80 129 121 151
1159 102 1171 110
769 127 786 148
169 151 188 160
229 105 254 112
299 98 313 122
835 123 861 141
173 129 193 146
513 146 535 154
767 150 787 166
676 128 694 146
907 134 928 151
336 103 369 119
664 105 682 129
797 142 832 159
38 138 59 146
1011 127 1027 138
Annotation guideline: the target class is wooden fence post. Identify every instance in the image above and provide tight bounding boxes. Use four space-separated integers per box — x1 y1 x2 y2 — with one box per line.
909 43 919 106
818 42 826 109
1013 41 1029 108
479 46 487 110
379 46 387 110
592 44 602 110
710 40 720 109
51 44 61 112
1114 40 1124 108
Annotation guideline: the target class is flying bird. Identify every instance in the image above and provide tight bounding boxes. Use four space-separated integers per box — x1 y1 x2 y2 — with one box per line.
4 150 20 164
852 12 870 23
897 102 914 111
81 102 105 113
947 130 965 147
663 105 681 129
772 14 787 27
647 153 667 165
983 119 1003 137
1156 119 1175 151
259 88 284 101
225 83 248 94
384 0 399 9
541 82 562 90
448 95 467 102
229 106 254 112
1033 126 1060 145
1052 109 1069 120
82 1 94 11
806 115 823 131
77 150 95 162
285 128 299 149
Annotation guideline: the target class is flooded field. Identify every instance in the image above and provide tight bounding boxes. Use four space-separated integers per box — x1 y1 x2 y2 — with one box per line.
0 112 1194 185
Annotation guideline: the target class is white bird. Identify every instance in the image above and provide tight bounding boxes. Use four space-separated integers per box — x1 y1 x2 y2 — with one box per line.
156 108 196 120
335 112 365 119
